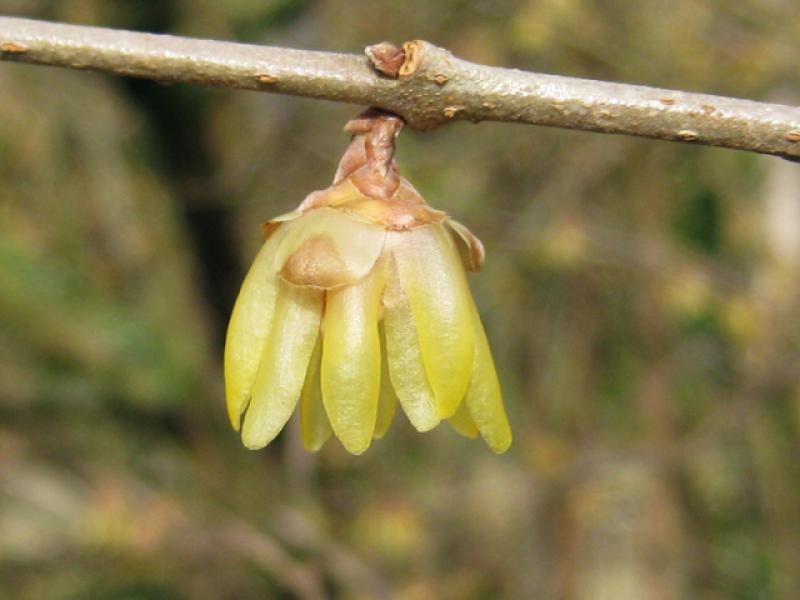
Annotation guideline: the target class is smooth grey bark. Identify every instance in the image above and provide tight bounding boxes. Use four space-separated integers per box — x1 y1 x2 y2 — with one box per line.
1 16 799 160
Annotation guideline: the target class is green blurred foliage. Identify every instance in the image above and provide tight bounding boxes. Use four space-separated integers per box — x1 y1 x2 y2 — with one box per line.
1 1 800 599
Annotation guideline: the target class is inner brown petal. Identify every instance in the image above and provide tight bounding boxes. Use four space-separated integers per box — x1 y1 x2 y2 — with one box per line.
280 235 354 289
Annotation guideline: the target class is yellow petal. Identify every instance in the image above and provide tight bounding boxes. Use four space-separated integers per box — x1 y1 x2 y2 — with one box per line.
389 224 475 418
241 280 323 449
374 322 398 439
321 259 385 454
382 258 440 431
463 303 512 453
299 338 331 451
448 400 479 438
275 207 385 289
224 225 288 430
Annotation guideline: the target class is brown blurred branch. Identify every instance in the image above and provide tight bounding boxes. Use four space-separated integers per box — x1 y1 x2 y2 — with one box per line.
217 520 326 600
1 17 800 160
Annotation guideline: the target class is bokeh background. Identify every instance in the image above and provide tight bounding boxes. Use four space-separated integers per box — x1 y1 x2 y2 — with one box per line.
1 1 799 598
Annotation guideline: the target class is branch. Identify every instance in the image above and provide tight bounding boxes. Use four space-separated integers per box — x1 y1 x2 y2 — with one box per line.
1 16 799 160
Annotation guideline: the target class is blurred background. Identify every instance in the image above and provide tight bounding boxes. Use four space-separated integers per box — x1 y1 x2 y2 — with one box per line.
1 1 799 598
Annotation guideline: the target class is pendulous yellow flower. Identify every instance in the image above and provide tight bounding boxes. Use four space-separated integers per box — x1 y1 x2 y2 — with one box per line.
224 110 511 454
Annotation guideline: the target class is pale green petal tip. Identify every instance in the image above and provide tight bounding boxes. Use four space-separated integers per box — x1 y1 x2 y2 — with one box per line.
373 394 397 439
474 381 513 454
240 424 272 450
372 428 390 441
242 440 266 451
301 422 332 451
325 400 378 455
302 436 328 452
485 424 512 454
224 373 243 430
407 413 441 433
392 377 440 432
372 403 396 440
338 436 372 455
228 405 243 432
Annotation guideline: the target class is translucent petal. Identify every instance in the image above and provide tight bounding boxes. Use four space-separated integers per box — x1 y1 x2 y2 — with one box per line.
224 225 288 430
299 338 331 451
312 178 365 208
463 303 512 454
374 322 398 439
260 208 303 241
448 400 479 438
241 281 323 449
445 219 485 272
382 258 440 431
275 207 386 289
390 224 475 418
321 260 385 454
